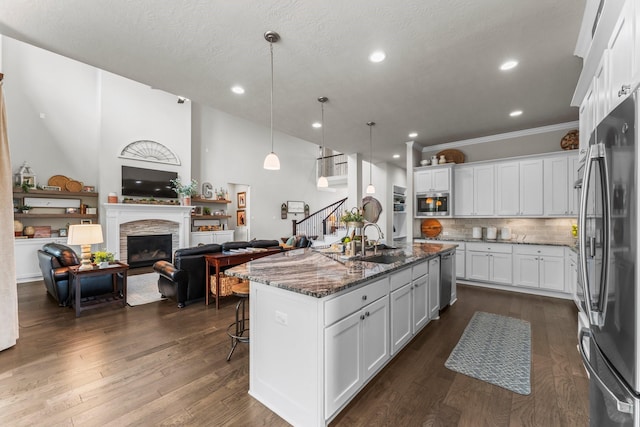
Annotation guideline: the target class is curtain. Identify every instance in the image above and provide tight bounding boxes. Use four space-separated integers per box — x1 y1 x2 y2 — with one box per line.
0 78 19 351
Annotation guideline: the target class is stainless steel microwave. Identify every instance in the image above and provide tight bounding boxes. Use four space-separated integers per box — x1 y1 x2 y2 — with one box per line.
416 192 450 217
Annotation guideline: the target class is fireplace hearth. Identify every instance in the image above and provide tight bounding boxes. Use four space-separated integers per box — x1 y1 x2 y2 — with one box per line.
127 234 172 268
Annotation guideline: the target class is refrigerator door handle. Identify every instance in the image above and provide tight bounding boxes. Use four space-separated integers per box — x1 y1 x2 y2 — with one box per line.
579 328 634 415
579 145 595 323
579 142 611 327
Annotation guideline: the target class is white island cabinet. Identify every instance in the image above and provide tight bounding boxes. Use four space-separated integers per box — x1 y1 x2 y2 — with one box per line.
246 250 447 427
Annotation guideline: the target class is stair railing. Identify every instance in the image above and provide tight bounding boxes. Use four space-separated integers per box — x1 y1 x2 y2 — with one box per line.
292 197 348 239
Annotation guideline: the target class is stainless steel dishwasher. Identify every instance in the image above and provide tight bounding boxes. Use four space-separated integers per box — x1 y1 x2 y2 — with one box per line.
440 250 454 309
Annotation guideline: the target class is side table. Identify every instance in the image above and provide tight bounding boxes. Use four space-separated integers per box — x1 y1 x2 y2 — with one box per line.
68 262 129 317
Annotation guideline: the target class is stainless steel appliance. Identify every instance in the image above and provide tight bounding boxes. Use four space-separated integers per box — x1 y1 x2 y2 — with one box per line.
440 250 454 309
415 192 450 217
578 85 640 426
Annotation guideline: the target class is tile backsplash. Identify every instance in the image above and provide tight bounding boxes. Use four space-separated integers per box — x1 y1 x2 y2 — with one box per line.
418 217 577 244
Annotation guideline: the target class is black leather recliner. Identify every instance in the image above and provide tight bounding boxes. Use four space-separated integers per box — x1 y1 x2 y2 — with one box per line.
153 240 282 308
37 243 124 307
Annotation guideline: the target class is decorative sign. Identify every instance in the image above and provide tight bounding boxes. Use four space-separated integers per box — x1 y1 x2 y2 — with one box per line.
287 201 304 214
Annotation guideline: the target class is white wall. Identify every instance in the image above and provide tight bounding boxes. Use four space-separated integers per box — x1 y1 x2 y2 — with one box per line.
3 37 100 186
191 103 347 241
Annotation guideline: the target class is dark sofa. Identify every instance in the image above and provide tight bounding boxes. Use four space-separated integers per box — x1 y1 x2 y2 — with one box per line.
37 243 125 307
153 240 281 308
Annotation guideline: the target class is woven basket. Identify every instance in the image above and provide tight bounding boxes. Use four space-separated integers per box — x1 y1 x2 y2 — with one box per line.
210 274 239 296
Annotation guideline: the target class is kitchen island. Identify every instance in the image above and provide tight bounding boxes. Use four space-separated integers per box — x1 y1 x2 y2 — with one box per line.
226 242 456 427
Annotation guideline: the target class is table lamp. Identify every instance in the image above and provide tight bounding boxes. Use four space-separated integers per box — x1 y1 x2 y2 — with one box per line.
67 224 104 270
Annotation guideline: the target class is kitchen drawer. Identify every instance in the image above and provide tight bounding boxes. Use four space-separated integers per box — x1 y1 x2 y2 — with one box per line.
412 260 429 280
466 242 512 254
324 277 389 326
514 244 565 257
390 267 412 291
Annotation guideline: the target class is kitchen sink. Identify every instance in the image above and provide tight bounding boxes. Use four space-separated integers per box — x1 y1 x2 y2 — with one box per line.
361 254 406 264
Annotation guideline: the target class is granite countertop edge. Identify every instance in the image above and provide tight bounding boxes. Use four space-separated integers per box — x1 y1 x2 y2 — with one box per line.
225 243 457 298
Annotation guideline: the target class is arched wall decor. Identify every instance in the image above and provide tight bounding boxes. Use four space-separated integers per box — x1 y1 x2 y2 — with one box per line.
119 140 181 165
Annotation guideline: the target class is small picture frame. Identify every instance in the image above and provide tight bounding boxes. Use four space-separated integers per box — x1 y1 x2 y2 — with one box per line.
65 207 78 214
193 206 203 216
43 185 61 191
80 219 92 224
237 192 246 208
82 185 96 192
237 210 246 226
287 201 305 214
59 228 67 237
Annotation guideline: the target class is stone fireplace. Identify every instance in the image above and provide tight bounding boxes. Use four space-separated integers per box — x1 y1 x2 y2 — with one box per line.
104 203 193 262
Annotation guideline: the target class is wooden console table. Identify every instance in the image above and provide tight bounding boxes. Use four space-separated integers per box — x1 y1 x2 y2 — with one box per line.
204 249 282 309
68 262 128 317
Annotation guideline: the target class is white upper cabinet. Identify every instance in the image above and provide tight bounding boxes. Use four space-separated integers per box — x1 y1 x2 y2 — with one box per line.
454 164 494 216
495 162 520 216
544 152 580 217
414 166 451 193
495 159 543 217
608 0 635 111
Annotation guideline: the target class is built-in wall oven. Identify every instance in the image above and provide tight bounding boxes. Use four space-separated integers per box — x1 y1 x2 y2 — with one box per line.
415 193 450 217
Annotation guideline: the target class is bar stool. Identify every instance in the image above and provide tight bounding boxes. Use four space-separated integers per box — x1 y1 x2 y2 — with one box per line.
226 281 250 361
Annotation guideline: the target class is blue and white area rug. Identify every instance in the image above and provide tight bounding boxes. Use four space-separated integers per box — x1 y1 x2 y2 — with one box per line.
445 311 531 395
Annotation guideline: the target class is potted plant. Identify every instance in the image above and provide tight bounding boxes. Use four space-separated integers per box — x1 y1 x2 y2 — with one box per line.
170 177 198 205
93 250 115 268
340 207 365 228
18 205 32 214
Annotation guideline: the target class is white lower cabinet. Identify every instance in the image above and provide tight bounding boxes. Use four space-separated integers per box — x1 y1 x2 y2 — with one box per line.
465 243 512 284
513 245 565 291
15 237 71 283
190 230 235 245
325 294 389 417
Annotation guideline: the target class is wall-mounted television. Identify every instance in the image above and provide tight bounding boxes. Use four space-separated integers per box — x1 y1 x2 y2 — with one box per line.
121 166 178 198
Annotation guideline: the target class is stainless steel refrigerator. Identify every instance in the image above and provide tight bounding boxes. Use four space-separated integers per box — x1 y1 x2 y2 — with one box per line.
579 85 640 426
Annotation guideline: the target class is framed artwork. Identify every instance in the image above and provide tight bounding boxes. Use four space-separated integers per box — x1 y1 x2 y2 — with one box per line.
80 219 92 224
236 210 246 226
193 206 203 216
59 228 68 237
237 192 246 208
287 201 305 214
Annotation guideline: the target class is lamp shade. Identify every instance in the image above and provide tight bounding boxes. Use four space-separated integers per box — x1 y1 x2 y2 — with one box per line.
317 176 329 188
263 152 281 170
67 224 104 246
366 184 376 194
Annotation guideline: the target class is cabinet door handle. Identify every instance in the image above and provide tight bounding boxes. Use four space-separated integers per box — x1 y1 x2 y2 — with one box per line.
365 311 370 317
360 314 365 320
362 295 367 301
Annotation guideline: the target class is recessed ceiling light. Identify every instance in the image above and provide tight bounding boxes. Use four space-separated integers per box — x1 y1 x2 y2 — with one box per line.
408 132 418 138
500 60 518 71
231 85 245 94
369 50 386 63
393 154 400 159
510 110 523 117
312 122 322 128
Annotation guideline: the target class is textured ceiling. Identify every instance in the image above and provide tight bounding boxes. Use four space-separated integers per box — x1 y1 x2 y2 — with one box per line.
0 0 584 166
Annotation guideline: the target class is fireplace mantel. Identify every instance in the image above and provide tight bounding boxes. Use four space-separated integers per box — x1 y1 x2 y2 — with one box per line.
104 203 192 260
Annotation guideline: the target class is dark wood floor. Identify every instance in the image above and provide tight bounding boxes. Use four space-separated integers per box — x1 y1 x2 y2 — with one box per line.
0 281 588 426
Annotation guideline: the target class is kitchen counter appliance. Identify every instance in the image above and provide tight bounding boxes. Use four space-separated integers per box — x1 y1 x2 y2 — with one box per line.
578 85 640 426
416 192 450 217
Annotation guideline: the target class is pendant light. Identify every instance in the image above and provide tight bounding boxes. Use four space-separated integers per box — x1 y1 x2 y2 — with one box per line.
366 121 376 194
263 31 281 170
317 96 329 188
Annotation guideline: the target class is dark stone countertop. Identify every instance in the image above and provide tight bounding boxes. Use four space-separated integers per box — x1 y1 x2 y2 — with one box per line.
225 242 457 298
